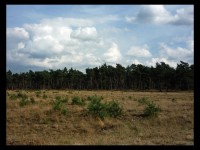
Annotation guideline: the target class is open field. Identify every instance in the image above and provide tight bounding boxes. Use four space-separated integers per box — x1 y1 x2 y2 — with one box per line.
6 90 194 145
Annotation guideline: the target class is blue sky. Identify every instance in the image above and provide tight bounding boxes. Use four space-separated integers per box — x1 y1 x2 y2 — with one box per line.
6 5 194 73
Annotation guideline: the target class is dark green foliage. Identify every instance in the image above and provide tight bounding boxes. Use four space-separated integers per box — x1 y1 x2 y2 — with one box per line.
62 96 68 103
35 91 41 97
61 108 67 115
30 97 35 104
52 97 68 115
144 101 161 117
52 99 62 110
106 100 123 117
138 97 148 105
87 95 103 101
87 96 123 119
43 94 48 99
138 97 161 117
128 96 132 99
17 92 28 99
6 61 193 91
71 96 85 105
19 97 29 107
9 94 17 100
87 98 107 119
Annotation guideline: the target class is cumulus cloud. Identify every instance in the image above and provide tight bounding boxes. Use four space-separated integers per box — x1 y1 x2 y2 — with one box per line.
70 27 98 41
126 44 152 58
145 33 193 68
126 5 193 25
159 42 193 63
6 17 107 71
7 27 29 40
17 42 25 49
145 57 178 68
103 42 122 63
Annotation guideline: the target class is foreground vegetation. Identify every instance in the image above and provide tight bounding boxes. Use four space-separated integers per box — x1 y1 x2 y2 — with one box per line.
6 90 193 145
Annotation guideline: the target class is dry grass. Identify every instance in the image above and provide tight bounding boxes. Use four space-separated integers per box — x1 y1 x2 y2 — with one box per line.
6 90 193 145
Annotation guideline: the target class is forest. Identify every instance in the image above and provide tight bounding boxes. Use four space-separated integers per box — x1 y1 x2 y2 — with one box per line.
6 61 194 91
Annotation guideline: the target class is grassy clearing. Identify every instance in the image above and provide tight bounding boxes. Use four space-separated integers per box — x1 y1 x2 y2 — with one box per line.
6 90 193 145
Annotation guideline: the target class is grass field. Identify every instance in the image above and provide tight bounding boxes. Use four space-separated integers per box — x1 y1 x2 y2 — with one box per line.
6 90 194 145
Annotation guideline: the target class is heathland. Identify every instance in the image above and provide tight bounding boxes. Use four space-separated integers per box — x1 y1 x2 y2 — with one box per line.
6 90 193 145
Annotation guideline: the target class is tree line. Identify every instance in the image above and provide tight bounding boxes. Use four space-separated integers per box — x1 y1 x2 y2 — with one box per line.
6 61 194 91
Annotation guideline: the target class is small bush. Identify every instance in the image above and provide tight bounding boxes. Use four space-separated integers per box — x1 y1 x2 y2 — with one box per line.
71 96 85 105
61 108 67 115
128 96 132 99
87 95 103 101
17 92 28 99
87 98 107 119
138 97 148 105
35 91 41 97
106 100 123 118
19 97 29 107
52 99 62 110
172 98 176 102
10 94 17 100
144 101 161 117
43 94 48 99
138 97 161 117
30 97 35 104
87 96 123 119
62 96 68 103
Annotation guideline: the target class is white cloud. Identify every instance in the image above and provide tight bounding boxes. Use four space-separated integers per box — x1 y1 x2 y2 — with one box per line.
146 57 177 68
17 42 25 49
159 42 193 62
126 5 193 25
125 16 136 23
41 17 94 27
7 27 29 39
126 44 152 57
70 27 98 41
137 5 172 24
171 6 194 25
103 42 122 63
6 17 109 71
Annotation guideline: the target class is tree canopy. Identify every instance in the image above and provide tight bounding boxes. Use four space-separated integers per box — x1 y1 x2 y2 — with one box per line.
6 61 194 91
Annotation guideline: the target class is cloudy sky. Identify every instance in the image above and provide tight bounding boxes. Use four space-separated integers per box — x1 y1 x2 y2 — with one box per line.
6 5 194 73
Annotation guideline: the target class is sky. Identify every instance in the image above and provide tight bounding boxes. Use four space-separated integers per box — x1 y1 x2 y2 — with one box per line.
6 5 194 73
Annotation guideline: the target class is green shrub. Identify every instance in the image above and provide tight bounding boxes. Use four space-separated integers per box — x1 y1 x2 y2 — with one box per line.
106 100 123 118
87 98 107 119
10 94 17 100
17 92 28 99
52 99 62 110
87 95 103 101
62 96 68 103
61 108 67 115
30 97 35 104
87 96 123 119
71 96 85 105
35 91 41 97
144 101 161 117
19 97 29 107
128 96 132 99
138 97 161 117
138 97 148 105
43 94 48 99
